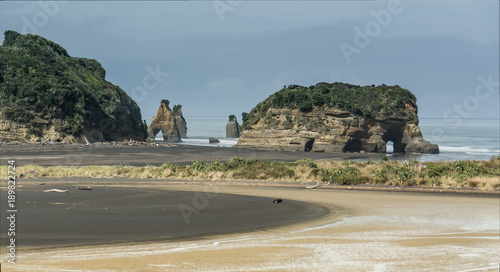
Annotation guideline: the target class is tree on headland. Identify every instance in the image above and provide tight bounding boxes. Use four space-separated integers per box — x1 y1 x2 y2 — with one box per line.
241 112 249 123
242 82 418 130
173 104 182 115
0 30 147 141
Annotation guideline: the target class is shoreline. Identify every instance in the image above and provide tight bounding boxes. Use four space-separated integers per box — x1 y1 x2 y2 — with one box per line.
0 178 332 251
2 177 495 254
1 179 498 271
0 143 387 166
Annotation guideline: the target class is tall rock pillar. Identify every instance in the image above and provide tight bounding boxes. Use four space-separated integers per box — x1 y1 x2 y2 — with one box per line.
226 115 240 138
173 105 188 138
147 100 181 142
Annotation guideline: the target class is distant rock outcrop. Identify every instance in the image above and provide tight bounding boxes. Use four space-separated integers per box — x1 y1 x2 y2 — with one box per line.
0 31 147 143
173 105 188 138
209 137 220 143
147 100 181 142
237 82 439 154
226 115 240 138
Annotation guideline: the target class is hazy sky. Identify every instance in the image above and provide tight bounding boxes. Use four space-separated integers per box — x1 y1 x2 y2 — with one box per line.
1 0 498 122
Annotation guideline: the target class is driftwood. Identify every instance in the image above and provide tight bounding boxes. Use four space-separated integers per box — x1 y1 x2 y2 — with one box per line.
306 181 320 190
76 186 92 190
273 198 283 204
43 189 69 193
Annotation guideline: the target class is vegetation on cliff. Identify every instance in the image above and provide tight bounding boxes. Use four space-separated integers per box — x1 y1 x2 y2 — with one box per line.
243 82 417 130
172 104 181 115
0 31 147 140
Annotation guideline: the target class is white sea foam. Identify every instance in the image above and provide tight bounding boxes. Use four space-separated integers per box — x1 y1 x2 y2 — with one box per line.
439 146 500 154
176 138 238 147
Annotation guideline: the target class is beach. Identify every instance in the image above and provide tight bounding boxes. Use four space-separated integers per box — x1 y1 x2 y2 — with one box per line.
1 177 499 271
0 143 386 166
1 143 499 271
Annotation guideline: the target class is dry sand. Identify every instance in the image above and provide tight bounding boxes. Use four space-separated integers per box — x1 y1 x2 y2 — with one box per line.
1 179 498 272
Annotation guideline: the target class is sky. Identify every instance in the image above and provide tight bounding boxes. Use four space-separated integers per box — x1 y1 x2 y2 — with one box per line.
0 0 498 123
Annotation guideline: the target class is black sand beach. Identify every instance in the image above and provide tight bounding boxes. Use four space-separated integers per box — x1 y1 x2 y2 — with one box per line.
0 179 330 250
0 143 386 166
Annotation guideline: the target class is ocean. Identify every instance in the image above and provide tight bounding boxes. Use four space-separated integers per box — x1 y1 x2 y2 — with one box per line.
157 117 499 162
417 118 499 162
156 116 238 148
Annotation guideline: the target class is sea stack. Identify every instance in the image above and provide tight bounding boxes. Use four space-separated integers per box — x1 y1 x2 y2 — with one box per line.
226 115 240 138
147 100 181 142
173 104 188 138
237 82 439 154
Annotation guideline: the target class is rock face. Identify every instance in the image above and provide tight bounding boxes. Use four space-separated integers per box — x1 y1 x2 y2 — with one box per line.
147 100 181 142
226 115 240 138
0 31 147 143
173 105 188 138
237 83 439 154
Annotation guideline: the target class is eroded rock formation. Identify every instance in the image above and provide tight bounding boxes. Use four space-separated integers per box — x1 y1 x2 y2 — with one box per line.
226 115 240 138
238 108 438 153
0 31 147 143
173 105 188 138
237 83 438 154
147 100 181 142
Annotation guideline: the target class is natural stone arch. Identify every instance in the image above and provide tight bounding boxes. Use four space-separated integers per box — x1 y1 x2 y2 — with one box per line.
343 138 362 152
304 138 315 152
382 126 405 153
147 100 181 142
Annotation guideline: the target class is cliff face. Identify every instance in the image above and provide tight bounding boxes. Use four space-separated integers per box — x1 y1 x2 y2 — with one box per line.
226 120 240 138
173 106 188 138
226 115 240 138
147 100 181 142
0 31 147 143
237 83 438 154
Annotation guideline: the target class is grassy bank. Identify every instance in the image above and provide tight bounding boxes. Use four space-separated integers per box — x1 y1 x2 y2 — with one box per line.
6 157 500 191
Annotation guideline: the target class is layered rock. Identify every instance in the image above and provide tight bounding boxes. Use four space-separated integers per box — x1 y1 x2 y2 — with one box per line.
237 83 438 154
173 105 188 138
0 31 147 143
226 115 240 138
147 100 181 142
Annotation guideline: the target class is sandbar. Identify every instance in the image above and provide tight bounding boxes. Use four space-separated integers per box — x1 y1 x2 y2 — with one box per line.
1 178 498 271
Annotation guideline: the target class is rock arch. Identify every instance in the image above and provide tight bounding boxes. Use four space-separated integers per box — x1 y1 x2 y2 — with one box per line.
304 138 315 152
343 138 362 152
382 125 405 153
147 100 181 142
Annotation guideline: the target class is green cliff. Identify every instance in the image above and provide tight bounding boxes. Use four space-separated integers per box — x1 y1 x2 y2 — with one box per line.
0 31 147 142
238 82 438 154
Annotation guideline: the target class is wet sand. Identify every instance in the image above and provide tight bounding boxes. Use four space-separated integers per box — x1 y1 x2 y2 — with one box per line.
1 179 499 271
1 143 391 166
0 179 329 250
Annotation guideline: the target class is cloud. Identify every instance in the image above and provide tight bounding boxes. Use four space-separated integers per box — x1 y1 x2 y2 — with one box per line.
206 77 247 97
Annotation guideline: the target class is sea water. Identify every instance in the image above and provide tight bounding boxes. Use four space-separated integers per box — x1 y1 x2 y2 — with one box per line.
157 117 499 162
156 116 238 148
418 118 499 162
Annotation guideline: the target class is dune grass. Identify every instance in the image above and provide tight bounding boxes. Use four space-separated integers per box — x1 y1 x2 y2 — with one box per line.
4 157 500 191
